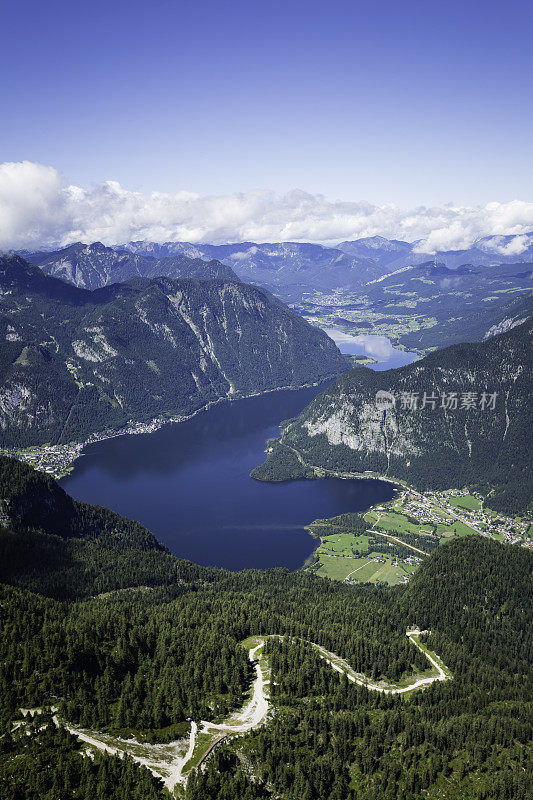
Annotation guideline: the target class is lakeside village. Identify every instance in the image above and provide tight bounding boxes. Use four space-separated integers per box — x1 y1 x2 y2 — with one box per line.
0 417 172 479
399 488 532 547
334 488 532 588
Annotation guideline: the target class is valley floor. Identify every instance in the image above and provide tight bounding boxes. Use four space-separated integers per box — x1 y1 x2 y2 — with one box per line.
290 447 533 584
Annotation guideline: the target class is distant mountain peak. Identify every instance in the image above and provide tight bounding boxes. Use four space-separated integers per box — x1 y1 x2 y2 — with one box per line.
20 242 239 289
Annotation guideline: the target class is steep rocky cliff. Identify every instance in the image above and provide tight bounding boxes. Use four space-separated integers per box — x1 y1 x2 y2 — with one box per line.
253 320 532 512
21 241 239 289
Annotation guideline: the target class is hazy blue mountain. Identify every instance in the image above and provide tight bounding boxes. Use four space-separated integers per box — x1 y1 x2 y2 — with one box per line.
121 234 533 303
364 260 532 297
400 289 533 351
21 241 238 289
363 260 532 312
334 231 533 271
123 240 386 296
0 255 346 448
121 240 209 260
335 236 414 265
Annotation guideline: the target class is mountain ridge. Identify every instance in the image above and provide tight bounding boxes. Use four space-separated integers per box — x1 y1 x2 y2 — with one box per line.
0 254 346 449
252 319 533 513
18 241 239 290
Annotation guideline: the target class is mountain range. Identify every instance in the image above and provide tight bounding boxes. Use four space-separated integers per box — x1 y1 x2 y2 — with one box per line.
20 241 239 290
0 254 346 448
335 232 533 270
17 233 533 304
123 232 533 295
123 240 383 297
253 319 532 513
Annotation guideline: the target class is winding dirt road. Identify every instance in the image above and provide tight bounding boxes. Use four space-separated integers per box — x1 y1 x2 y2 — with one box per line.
59 631 450 789
201 642 269 735
312 630 448 694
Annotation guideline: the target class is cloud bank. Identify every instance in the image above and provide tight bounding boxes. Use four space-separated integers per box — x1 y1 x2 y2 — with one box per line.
1 161 533 253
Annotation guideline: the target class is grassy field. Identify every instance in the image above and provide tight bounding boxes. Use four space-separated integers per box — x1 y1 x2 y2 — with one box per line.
366 510 432 537
315 555 370 581
348 557 417 585
311 495 478 584
314 550 418 585
446 493 482 510
308 487 529 585
317 533 371 556
435 520 478 537
311 528 415 584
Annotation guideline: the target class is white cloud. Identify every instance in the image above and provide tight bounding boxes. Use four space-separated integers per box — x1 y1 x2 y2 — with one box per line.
321 328 396 360
351 335 396 360
481 234 531 256
1 161 533 252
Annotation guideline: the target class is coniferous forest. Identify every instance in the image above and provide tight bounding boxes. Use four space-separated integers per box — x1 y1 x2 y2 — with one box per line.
0 456 531 800
2 2 533 798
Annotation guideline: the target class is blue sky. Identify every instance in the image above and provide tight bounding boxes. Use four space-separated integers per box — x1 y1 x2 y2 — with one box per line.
2 0 532 207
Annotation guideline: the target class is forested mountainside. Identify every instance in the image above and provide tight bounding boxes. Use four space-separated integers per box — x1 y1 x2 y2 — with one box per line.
0 255 346 448
0 458 531 800
362 260 532 306
20 241 238 289
398 289 533 351
0 455 204 598
253 320 533 513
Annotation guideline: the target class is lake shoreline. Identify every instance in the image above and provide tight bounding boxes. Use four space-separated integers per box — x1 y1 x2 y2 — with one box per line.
319 325 419 370
58 387 396 572
1 374 342 481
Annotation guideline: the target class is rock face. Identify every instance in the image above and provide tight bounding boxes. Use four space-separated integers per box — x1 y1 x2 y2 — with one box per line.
253 319 532 513
482 292 533 339
0 255 346 447
21 241 239 289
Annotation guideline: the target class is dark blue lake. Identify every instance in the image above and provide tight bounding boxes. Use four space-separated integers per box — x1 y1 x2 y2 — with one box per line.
61 385 395 570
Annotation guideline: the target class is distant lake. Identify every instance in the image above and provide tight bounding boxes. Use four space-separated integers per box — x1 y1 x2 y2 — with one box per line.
61 386 395 570
321 327 418 370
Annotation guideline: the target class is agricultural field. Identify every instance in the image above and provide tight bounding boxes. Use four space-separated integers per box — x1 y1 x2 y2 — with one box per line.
309 521 423 585
446 494 482 510
314 550 417 585
307 486 532 586
300 306 437 347
436 520 481 538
